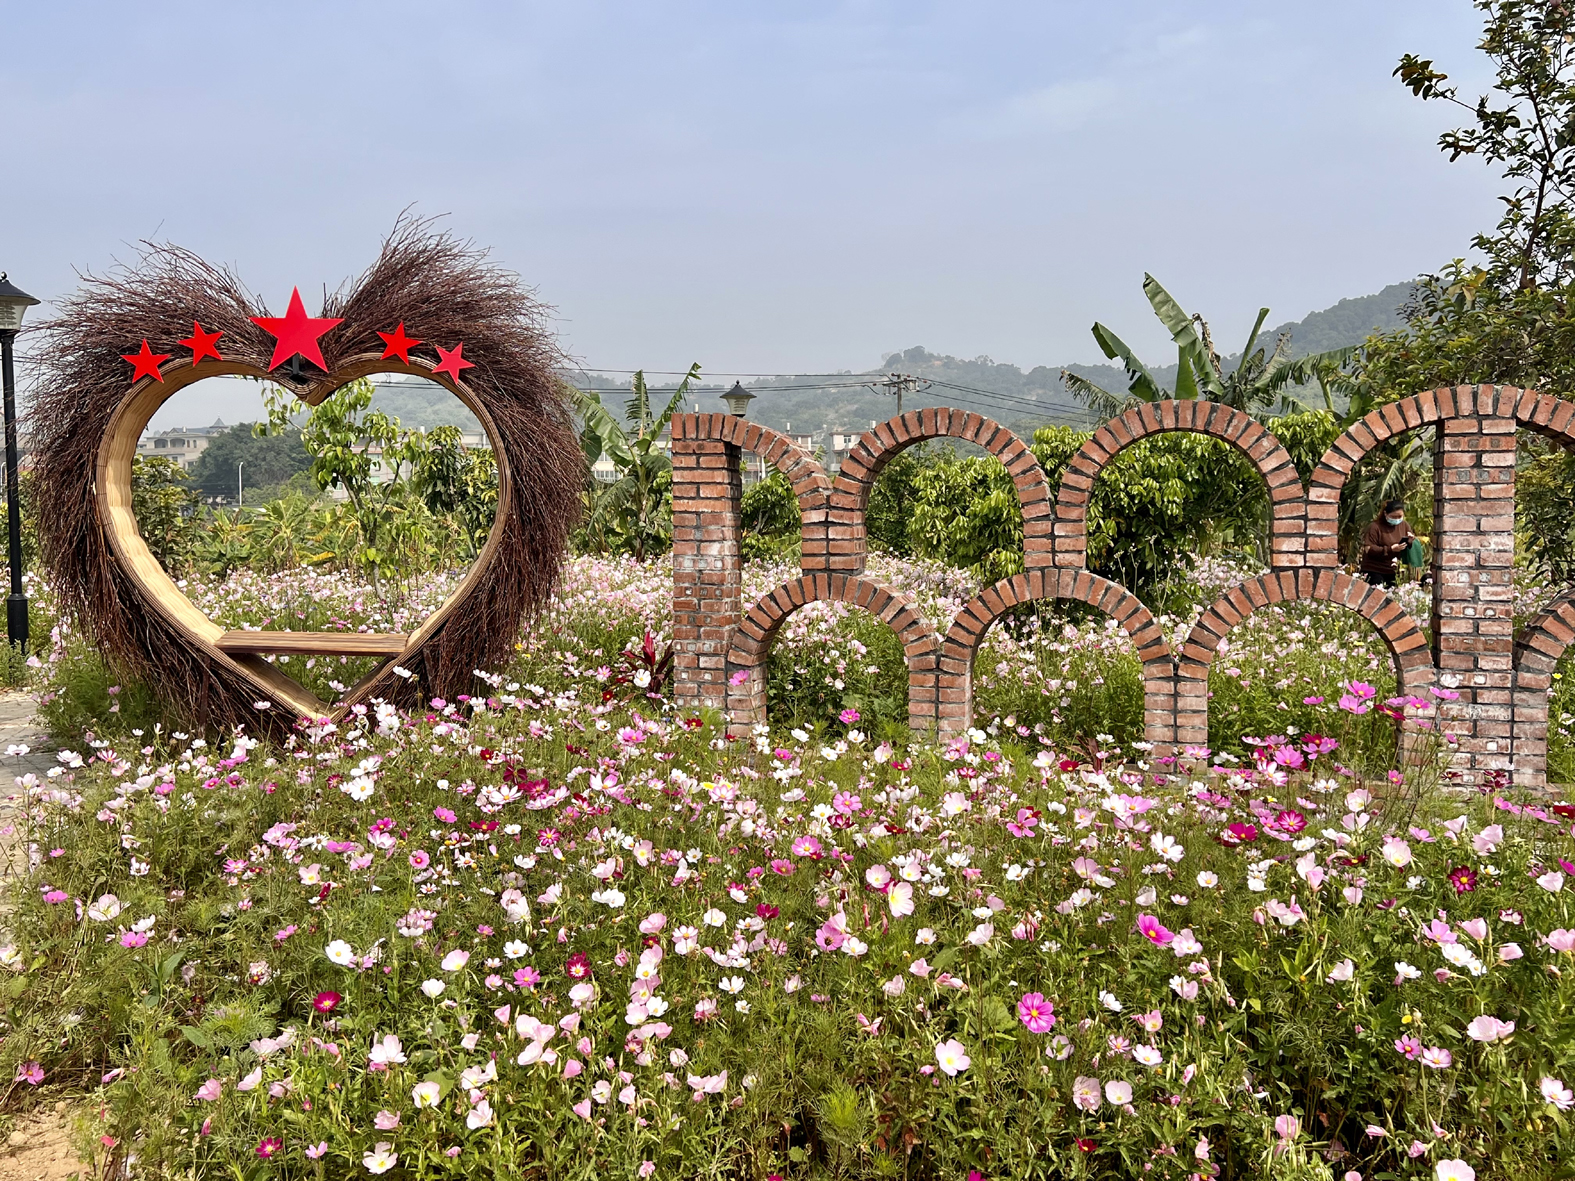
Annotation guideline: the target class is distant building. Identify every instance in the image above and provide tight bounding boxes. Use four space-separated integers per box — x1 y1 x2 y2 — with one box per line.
136 419 231 471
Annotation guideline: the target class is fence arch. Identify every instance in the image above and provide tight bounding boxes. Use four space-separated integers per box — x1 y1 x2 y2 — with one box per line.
1174 570 1434 746
724 574 940 732
819 408 1053 574
673 413 832 567
1049 400 1307 570
936 568 1176 744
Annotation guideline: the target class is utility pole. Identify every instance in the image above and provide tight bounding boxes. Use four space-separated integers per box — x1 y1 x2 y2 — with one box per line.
872 372 929 417
238 461 245 507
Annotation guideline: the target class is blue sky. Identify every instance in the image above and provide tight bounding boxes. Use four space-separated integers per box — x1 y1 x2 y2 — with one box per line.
6 1 1499 390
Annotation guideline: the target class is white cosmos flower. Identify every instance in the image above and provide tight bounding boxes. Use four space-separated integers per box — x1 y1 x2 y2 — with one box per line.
441 950 470 971
1196 871 1218 888
325 940 355 966
503 940 529 960
420 979 446 998
87 894 123 922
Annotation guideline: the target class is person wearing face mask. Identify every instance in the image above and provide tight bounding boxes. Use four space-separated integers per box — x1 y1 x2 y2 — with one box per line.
1358 498 1416 588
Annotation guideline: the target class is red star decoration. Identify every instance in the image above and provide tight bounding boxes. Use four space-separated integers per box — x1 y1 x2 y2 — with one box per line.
377 321 422 363
177 321 224 365
431 342 476 382
120 339 172 383
249 287 344 372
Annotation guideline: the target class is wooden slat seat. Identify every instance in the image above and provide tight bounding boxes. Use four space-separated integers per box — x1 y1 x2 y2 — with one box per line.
216 631 409 657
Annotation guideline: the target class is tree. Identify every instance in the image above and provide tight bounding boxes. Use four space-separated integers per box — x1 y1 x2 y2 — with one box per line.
187 421 314 501
1061 274 1357 420
261 378 435 600
739 469 801 561
413 424 499 561
573 366 699 561
131 456 201 572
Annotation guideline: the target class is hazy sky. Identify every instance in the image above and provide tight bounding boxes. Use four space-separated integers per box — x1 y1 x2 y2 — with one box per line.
6 1 1501 398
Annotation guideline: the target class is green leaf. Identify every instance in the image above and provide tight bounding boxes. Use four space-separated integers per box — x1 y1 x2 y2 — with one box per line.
1090 323 1166 402
181 1025 212 1049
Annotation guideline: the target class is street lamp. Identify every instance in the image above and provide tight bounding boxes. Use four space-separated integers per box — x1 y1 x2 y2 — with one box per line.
0 275 40 655
720 381 755 418
238 460 245 507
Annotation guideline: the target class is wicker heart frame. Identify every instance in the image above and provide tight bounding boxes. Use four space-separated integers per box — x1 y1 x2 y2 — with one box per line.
31 220 583 733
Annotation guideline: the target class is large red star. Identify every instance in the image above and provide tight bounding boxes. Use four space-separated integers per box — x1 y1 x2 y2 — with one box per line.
120 339 172 383
177 321 224 365
377 321 422 364
432 342 476 382
250 287 344 372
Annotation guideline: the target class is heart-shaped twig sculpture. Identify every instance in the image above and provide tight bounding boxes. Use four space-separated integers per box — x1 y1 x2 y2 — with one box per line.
29 217 583 732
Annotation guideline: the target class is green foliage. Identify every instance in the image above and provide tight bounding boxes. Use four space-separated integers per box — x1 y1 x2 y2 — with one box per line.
574 367 699 560
186 421 313 501
1519 439 1575 583
129 456 201 573
908 456 1024 584
740 470 801 562
864 445 936 558
766 608 910 738
413 424 500 560
1063 274 1358 420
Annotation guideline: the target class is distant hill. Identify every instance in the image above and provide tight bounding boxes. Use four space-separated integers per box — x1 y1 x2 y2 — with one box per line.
301 282 1418 439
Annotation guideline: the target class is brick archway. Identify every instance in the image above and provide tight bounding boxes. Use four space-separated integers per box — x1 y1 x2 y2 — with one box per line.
1511 593 1575 788
936 568 1176 745
818 408 1053 574
724 574 940 732
672 412 832 565
1174 570 1434 746
1303 386 1575 565
1049 400 1308 569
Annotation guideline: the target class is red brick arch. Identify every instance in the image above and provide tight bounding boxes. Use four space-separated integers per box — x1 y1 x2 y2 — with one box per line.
1511 593 1575 789
817 408 1053 574
1174 570 1434 746
935 568 1177 745
724 574 940 732
1050 400 1308 570
1305 385 1575 565
672 413 833 566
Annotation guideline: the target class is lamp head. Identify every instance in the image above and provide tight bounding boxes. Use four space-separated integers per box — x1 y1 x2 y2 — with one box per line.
0 275 40 334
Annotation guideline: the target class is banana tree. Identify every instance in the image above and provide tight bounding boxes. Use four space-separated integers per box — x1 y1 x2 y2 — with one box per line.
573 364 701 561
1061 274 1358 420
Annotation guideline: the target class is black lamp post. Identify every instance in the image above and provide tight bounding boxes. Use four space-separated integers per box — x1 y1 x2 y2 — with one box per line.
0 274 40 654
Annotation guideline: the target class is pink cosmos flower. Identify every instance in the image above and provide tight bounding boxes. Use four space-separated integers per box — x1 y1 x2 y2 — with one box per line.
255 1137 282 1159
1540 1077 1574 1110
838 708 860 724
791 835 823 859
934 1038 971 1077
194 1078 223 1102
1136 914 1174 946
374 1109 400 1130
1465 1014 1515 1042
1395 1035 1422 1060
1274 1114 1301 1142
1421 1047 1453 1069
15 1062 43 1086
1006 808 1040 838
1546 929 1575 953
433 807 457 824
119 931 148 949
1072 1076 1101 1111
408 850 430 870
1017 992 1055 1033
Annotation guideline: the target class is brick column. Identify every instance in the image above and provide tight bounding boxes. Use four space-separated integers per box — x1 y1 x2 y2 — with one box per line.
671 432 744 718
1432 406 1517 785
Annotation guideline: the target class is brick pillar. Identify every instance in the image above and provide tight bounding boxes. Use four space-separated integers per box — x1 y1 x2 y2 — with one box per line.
671 431 744 718
1432 407 1517 785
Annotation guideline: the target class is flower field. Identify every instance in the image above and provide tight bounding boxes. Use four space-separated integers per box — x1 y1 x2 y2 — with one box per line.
3 556 1575 1179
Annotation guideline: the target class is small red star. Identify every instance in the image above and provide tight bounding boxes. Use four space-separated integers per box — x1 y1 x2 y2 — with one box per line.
120 339 172 383
177 321 224 365
432 342 476 381
377 322 422 363
250 287 344 372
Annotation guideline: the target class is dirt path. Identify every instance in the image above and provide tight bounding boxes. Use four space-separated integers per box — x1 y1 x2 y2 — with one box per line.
0 694 92 1180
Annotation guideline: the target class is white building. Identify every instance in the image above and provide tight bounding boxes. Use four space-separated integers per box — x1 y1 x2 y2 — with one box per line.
136 419 230 470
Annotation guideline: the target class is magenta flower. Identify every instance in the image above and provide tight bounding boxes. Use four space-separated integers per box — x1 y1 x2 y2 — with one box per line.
514 966 541 989
312 991 342 1013
1017 992 1056 1033
1448 866 1478 895
409 850 430 870
791 835 823 859
255 1136 282 1159
1394 1035 1422 1060
1271 809 1306 834
1136 914 1174 946
1006 808 1040 838
838 708 860 724
15 1062 43 1086
118 931 148 949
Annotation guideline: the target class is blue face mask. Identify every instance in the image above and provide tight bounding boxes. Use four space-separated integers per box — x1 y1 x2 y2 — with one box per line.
1386 516 1403 526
